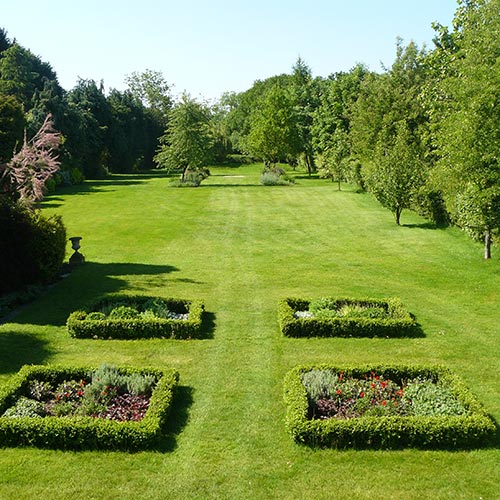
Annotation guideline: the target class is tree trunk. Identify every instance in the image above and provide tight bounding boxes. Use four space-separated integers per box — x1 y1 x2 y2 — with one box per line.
395 208 401 225
337 179 341 191
484 228 491 259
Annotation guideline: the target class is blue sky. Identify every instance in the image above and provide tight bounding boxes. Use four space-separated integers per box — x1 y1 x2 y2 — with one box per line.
2 0 458 101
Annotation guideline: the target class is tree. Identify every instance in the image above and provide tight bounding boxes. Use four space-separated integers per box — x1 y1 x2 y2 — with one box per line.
154 94 213 183
317 128 351 190
243 82 300 167
364 123 424 225
0 94 24 163
125 69 172 126
1 114 61 203
432 0 500 258
62 79 112 178
290 57 318 174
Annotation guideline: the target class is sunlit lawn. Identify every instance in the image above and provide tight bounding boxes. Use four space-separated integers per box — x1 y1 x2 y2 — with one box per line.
0 164 498 499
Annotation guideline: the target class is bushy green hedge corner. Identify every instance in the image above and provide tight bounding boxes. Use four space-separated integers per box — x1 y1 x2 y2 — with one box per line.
67 295 205 340
0 364 179 451
278 297 418 338
283 364 496 449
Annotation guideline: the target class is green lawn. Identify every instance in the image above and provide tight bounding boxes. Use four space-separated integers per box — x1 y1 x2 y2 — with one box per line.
0 164 498 499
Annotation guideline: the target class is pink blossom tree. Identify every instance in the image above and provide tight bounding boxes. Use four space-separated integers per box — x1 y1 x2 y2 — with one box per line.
0 114 61 204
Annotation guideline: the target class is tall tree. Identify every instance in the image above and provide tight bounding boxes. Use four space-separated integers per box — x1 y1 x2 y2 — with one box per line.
154 94 213 183
432 0 500 258
243 82 300 167
364 122 424 225
0 94 24 163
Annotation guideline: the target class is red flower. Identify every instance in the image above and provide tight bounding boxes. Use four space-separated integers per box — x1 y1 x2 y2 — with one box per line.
381 400 387 406
359 391 365 398
381 381 387 389
371 383 376 388
375 375 380 381
336 389 342 395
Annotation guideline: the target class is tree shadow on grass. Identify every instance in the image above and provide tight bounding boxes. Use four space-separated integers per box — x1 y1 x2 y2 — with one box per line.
0 331 52 374
157 385 194 452
200 311 216 340
9 261 180 327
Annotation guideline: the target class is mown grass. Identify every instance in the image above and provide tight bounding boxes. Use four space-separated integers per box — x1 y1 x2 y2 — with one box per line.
0 163 499 499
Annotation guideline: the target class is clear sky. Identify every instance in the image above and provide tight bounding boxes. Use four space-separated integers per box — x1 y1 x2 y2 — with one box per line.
2 0 458 101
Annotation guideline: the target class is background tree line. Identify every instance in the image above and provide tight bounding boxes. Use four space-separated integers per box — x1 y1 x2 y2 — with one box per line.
1 0 499 258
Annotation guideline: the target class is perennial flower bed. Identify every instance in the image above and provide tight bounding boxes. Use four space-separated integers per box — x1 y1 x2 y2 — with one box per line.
278 296 418 337
0 364 179 450
283 364 496 449
67 295 205 339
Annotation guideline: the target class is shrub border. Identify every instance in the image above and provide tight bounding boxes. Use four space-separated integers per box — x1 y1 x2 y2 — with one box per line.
278 297 418 338
67 294 205 339
283 363 496 449
0 364 179 451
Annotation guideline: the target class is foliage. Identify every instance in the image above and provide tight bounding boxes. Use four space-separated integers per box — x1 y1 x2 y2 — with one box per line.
1 114 61 203
279 297 418 338
0 364 179 450
155 94 214 183
243 82 300 167
260 167 295 186
284 364 496 449
0 197 66 294
67 295 205 339
431 0 500 257
0 94 24 163
363 122 425 224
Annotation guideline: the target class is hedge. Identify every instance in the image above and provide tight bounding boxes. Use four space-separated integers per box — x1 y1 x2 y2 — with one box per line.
278 297 419 338
283 363 496 449
0 364 179 451
67 295 205 339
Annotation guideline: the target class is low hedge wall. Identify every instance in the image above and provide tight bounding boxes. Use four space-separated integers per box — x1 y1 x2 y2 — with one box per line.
67 295 205 339
278 297 418 338
283 363 496 449
0 364 179 451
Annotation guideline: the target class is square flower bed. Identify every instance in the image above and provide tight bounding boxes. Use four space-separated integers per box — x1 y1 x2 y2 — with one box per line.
278 296 419 338
0 364 179 450
67 295 205 339
283 363 496 449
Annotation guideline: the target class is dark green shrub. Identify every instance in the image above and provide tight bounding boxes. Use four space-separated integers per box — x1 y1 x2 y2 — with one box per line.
0 364 179 451
67 295 205 340
283 363 496 449
108 305 140 319
0 197 66 294
279 296 419 338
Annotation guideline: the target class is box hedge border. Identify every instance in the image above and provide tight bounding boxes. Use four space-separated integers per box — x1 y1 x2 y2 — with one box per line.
283 363 496 449
67 294 205 339
0 364 179 451
278 297 419 338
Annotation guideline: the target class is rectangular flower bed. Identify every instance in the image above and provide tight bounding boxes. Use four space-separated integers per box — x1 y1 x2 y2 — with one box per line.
0 364 179 451
283 363 496 449
67 295 205 339
278 297 419 338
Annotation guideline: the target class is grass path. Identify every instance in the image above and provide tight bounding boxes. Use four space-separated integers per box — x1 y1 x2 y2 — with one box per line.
0 165 498 499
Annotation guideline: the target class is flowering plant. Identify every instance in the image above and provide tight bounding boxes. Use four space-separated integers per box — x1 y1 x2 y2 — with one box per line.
302 369 466 419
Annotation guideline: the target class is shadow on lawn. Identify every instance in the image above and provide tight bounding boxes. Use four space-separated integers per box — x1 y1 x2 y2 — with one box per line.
158 385 194 453
10 261 180 327
0 331 52 374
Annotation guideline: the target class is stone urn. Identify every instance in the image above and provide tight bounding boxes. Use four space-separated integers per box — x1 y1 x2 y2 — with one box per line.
69 236 85 266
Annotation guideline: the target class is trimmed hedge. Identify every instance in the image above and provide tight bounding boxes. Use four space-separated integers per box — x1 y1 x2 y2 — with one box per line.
278 297 418 338
283 363 496 449
67 295 205 339
0 364 179 451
